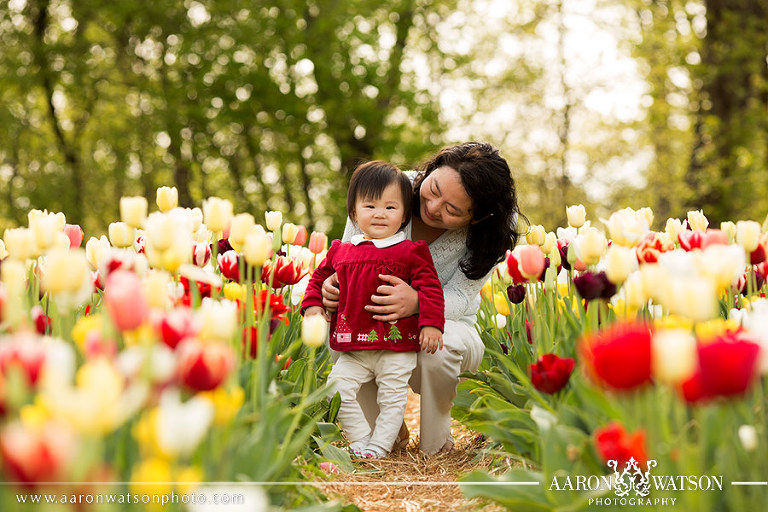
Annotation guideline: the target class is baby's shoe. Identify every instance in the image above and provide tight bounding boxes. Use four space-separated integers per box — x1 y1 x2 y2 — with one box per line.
347 441 368 458
358 446 387 459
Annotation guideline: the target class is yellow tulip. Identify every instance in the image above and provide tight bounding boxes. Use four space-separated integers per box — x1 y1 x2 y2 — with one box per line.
71 314 104 350
493 292 510 316
664 218 685 243
282 222 300 245
202 197 234 232
4 227 36 261
108 222 135 248
652 328 697 384
686 209 709 232
566 204 586 228
229 213 256 251
526 224 546 246
694 318 740 343
156 186 178 212
201 386 245 426
265 210 283 232
736 220 761 253
120 196 149 228
223 282 247 302
302 314 328 348
243 229 271 267
130 457 173 497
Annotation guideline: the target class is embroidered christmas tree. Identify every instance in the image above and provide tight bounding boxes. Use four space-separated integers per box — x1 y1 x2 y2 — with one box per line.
387 323 402 343
335 314 352 343
367 329 378 342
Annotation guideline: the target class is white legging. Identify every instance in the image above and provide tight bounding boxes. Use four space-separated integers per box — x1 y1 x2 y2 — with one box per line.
330 318 483 454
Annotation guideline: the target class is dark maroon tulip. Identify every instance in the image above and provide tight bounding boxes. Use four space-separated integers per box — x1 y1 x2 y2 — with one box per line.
507 284 526 304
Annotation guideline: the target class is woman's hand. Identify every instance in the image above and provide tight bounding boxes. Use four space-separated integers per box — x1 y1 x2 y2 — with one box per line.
321 273 340 313
365 274 419 322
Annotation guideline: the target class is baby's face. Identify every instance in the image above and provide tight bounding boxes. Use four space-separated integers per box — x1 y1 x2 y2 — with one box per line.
354 182 406 240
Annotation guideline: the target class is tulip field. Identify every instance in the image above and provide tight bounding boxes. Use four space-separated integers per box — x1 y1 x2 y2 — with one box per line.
0 190 767 511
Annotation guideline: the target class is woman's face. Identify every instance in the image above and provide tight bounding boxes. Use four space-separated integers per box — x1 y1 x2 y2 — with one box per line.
419 165 474 230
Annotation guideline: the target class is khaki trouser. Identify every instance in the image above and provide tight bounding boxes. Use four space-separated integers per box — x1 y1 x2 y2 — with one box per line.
330 318 483 455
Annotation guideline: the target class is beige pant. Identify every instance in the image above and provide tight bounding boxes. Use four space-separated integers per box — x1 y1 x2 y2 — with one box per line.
327 350 417 454
330 318 483 454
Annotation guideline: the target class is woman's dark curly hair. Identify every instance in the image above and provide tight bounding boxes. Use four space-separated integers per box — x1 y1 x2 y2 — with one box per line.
413 142 523 280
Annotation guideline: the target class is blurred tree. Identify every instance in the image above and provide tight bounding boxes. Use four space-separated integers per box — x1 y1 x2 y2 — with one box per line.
0 0 456 237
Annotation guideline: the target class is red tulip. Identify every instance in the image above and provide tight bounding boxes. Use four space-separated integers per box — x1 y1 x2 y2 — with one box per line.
594 422 648 471
104 270 148 331
530 353 575 394
678 230 703 251
635 233 673 264
505 251 527 285
261 255 307 288
177 339 234 391
681 332 760 403
30 306 52 335
750 241 767 265
255 290 291 320
192 241 212 267
0 336 46 387
293 225 308 246
217 250 240 281
0 421 75 485
579 322 653 391
157 307 198 349
63 224 84 249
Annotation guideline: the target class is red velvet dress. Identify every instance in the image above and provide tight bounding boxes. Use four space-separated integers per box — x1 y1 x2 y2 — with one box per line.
302 237 444 352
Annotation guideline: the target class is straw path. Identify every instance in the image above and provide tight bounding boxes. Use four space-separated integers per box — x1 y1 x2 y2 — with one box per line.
316 390 506 512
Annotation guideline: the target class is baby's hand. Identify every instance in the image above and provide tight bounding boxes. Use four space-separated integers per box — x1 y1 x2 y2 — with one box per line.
304 306 330 321
419 326 443 354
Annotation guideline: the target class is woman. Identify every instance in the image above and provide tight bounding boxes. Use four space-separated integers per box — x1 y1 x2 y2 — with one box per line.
322 142 522 454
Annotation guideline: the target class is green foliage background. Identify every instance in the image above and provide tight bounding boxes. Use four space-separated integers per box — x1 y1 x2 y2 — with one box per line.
0 0 766 237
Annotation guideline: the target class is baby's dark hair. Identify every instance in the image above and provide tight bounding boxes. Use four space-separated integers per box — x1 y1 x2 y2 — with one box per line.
347 161 413 229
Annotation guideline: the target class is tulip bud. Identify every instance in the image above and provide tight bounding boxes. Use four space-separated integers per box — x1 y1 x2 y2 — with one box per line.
202 197 234 233
144 270 171 310
720 221 737 243
29 212 60 252
120 196 149 228
602 208 650 247
308 232 328 254
492 292 510 316
3 228 35 261
566 204 587 229
662 276 718 323
637 207 654 228
738 425 758 452
604 245 637 284
108 222 135 248
686 210 709 232
192 241 211 267
243 230 271 267
302 314 328 348
265 211 283 232
282 223 299 245
293 225 308 246
197 298 238 342
105 270 148 331
651 329 697 384
507 284 526 304
156 186 178 212
541 232 557 255
736 220 761 253
664 218 685 243
517 245 546 281
228 213 256 252
575 227 607 266
622 272 647 310
526 224 546 246
143 213 175 252
63 224 84 249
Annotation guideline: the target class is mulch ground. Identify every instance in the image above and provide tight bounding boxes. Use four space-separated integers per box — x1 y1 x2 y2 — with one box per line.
315 390 507 512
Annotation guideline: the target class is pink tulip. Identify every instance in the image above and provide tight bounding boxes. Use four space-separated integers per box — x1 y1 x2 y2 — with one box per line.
104 270 148 331
293 225 308 246
517 245 546 281
177 338 234 391
703 229 728 248
308 232 328 254
63 224 84 249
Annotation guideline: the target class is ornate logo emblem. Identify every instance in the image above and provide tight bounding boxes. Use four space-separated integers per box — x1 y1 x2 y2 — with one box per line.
608 458 658 497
